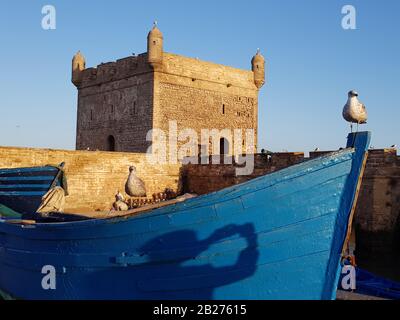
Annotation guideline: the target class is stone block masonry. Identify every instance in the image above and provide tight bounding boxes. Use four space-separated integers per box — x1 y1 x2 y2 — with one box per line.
182 153 304 194
0 146 181 212
353 149 400 280
75 54 155 153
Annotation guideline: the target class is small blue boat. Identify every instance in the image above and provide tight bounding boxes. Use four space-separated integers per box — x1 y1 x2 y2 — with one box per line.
0 163 64 215
0 132 370 300
340 266 400 300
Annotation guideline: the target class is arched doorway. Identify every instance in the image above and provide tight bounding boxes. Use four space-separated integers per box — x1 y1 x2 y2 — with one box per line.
107 135 115 151
219 137 229 155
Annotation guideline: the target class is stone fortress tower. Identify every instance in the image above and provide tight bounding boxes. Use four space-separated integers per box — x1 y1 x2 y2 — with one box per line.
72 23 265 155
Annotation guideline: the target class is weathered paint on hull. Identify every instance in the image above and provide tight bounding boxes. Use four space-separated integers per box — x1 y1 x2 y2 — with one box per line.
0 132 370 300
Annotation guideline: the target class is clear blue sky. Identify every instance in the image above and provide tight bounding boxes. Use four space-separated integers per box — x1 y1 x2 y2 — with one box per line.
0 0 399 153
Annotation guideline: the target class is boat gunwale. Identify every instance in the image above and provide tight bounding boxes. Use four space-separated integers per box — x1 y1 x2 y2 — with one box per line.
322 132 371 299
0 166 59 175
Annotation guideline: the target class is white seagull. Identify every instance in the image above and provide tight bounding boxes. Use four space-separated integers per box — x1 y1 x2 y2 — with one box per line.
125 166 146 197
343 90 368 132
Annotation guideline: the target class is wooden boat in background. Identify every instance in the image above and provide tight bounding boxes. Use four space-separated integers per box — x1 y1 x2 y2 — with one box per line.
340 266 400 300
0 164 64 215
0 132 370 300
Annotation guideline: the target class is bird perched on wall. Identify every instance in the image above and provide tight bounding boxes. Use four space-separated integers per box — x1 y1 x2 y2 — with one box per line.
390 144 397 149
112 190 128 211
125 166 146 197
115 190 125 202
342 90 368 132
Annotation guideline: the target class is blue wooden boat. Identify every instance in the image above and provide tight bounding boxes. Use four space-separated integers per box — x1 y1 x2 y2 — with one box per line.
0 163 64 216
340 266 400 300
0 132 370 300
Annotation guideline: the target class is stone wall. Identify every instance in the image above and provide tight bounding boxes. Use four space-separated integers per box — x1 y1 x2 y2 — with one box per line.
353 149 400 280
154 53 259 156
75 54 154 153
182 153 304 194
0 146 181 212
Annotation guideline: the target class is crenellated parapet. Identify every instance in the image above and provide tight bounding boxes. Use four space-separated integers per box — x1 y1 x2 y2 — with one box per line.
73 54 153 89
72 22 166 89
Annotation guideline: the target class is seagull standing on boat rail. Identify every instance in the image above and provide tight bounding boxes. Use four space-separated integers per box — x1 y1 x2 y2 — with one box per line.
125 166 146 197
342 90 368 132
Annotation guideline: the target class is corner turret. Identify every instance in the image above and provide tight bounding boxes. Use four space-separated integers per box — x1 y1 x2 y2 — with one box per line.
251 49 265 89
72 51 86 86
147 21 163 70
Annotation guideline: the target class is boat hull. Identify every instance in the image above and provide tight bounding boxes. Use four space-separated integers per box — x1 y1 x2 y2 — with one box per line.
0 132 370 300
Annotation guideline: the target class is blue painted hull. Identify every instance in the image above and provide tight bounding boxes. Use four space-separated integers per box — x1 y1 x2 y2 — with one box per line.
340 267 400 299
0 133 370 300
0 166 61 214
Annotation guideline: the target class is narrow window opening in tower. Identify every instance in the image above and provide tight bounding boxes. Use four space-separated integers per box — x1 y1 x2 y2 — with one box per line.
220 137 229 155
153 41 156 45
110 105 114 113
107 135 116 152
133 102 137 115
222 104 225 114
90 109 93 121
